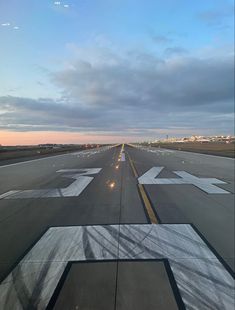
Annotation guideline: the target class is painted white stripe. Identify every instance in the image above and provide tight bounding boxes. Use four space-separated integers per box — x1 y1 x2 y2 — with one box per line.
138 167 230 194
57 168 101 175
0 168 102 199
174 171 229 194
0 224 233 310
138 167 164 184
0 190 21 199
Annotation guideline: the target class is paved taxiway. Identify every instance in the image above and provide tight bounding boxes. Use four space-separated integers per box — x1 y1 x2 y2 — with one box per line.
0 145 234 309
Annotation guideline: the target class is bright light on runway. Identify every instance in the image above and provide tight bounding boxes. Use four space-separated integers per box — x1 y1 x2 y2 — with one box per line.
109 182 115 189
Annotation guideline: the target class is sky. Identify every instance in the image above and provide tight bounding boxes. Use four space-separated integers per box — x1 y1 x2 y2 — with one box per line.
0 0 234 145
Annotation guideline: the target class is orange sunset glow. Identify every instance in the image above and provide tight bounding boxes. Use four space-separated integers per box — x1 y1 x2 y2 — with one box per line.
0 131 133 146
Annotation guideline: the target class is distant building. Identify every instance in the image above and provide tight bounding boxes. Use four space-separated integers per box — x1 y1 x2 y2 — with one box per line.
151 135 235 144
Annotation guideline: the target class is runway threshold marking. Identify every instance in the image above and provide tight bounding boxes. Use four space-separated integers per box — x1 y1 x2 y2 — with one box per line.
1 224 234 310
127 153 158 224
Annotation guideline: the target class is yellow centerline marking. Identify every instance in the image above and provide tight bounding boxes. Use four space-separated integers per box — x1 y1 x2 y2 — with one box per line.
128 155 138 178
127 153 158 224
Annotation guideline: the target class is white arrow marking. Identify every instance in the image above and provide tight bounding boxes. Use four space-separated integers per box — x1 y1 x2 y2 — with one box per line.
0 224 233 309
138 167 230 194
0 168 101 199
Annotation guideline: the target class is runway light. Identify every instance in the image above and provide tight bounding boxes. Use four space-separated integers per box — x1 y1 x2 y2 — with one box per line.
109 182 115 189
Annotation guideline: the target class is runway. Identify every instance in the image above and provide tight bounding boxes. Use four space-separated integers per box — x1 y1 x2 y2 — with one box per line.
0 144 234 309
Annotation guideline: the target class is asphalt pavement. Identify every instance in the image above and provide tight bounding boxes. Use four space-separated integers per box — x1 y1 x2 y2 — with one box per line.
127 145 235 270
0 144 234 310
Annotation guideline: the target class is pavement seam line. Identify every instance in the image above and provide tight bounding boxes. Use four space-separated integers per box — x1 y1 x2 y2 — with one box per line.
127 152 158 224
114 145 124 310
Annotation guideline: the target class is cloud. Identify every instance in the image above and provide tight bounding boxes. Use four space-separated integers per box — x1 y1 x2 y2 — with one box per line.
152 34 172 45
198 5 234 26
1 23 20 31
52 47 234 110
0 46 234 137
53 1 70 9
1 23 11 27
164 47 188 57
